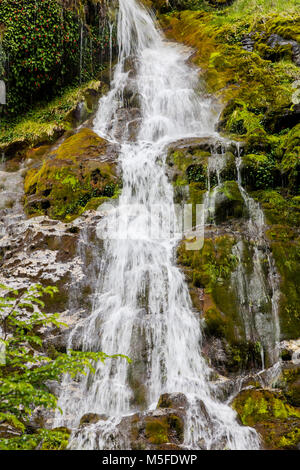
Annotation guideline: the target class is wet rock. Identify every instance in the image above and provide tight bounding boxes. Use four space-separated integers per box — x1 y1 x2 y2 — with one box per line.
119 406 187 450
157 393 188 410
79 413 108 428
23 128 120 221
267 34 300 66
232 388 300 450
0 168 25 213
280 339 300 363
0 211 104 351
275 363 300 408
65 81 109 128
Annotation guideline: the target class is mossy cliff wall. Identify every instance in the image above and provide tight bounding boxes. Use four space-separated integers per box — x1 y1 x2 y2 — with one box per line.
0 0 117 115
160 0 299 353
159 0 300 449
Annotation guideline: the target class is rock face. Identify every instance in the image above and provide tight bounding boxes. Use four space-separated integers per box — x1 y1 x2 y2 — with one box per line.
71 393 187 450
232 386 300 450
167 138 274 372
0 211 104 330
24 128 120 221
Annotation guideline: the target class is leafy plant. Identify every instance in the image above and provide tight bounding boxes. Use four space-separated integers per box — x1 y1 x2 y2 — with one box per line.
0 0 116 115
0 283 129 450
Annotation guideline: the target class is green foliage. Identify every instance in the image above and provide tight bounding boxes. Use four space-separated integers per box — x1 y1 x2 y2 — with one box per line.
0 428 71 450
186 164 206 183
0 80 103 146
0 283 130 449
145 418 169 444
0 0 116 115
242 154 277 190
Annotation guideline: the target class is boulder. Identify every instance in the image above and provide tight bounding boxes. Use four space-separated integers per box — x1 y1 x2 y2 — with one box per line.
24 128 120 221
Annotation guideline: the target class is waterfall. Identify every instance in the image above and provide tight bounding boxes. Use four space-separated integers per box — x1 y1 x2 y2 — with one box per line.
55 0 260 450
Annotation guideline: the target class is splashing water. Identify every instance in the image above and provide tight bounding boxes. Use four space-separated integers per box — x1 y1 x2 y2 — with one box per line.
55 0 260 450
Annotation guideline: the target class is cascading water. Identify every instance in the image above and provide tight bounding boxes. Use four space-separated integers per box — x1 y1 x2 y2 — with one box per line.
55 0 260 450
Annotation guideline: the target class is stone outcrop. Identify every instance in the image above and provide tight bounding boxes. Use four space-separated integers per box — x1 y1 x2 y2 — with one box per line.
24 127 120 221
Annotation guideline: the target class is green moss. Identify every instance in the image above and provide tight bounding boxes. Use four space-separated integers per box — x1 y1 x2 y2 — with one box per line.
251 190 300 226
232 389 300 449
24 128 119 221
215 181 247 222
178 235 243 344
0 81 107 153
275 368 300 407
279 123 300 191
144 414 184 446
162 6 298 198
145 418 169 445
277 429 300 449
269 237 300 340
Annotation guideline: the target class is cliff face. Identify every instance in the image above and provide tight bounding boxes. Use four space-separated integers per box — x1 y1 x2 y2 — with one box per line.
0 0 299 451
159 0 300 450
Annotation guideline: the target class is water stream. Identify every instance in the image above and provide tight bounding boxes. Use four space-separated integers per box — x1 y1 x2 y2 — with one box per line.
55 0 261 450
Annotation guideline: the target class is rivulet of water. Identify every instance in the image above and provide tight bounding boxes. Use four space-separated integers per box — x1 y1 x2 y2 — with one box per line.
55 0 260 450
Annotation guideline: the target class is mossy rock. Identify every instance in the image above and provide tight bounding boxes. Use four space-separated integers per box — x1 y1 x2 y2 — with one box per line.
24 128 120 221
166 140 210 189
215 181 248 222
279 124 300 192
241 154 280 190
40 427 71 451
269 236 300 340
275 367 300 408
162 8 298 196
251 190 300 227
178 235 242 342
232 389 300 449
157 393 188 410
145 415 184 446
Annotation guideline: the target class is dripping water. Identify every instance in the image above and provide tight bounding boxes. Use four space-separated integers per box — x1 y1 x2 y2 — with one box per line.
235 145 281 368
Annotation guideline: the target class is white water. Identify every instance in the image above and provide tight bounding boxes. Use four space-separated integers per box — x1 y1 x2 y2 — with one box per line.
55 0 260 450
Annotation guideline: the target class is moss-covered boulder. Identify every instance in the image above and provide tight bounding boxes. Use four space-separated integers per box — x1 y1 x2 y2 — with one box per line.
24 128 120 221
118 405 186 450
232 389 300 449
